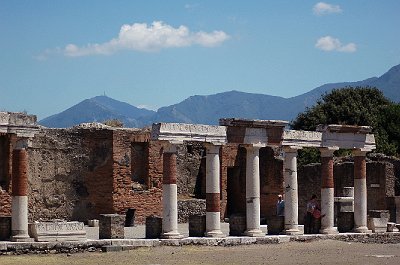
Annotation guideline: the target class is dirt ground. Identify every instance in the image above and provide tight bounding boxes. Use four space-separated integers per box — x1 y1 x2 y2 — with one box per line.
1 239 400 265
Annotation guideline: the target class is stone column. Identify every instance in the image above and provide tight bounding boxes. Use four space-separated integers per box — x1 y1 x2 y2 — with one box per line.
11 138 32 242
161 143 182 239
319 148 339 234
205 144 224 237
353 149 371 233
244 145 264 237
283 146 301 235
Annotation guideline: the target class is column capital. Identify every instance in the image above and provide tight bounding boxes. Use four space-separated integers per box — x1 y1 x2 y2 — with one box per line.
162 142 177 153
204 143 221 154
282 146 302 153
14 138 31 150
242 143 265 150
319 147 339 157
352 149 368 157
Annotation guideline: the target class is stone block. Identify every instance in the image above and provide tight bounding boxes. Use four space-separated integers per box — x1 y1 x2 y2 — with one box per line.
28 221 87 242
0 216 11 241
267 216 284 235
298 225 304 235
387 222 399 232
99 214 125 239
145 216 162 239
189 215 206 237
101 245 122 252
88 219 99 227
367 217 389 233
369 210 390 219
337 212 354 233
260 225 268 235
229 214 246 236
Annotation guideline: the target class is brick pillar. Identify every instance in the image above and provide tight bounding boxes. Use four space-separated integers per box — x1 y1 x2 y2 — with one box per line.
244 145 264 237
319 148 338 234
11 139 32 242
353 149 371 233
205 144 224 237
283 146 301 235
161 143 182 239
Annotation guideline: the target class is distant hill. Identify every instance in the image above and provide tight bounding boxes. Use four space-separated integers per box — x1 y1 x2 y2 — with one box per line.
149 64 400 125
39 96 155 128
39 64 400 128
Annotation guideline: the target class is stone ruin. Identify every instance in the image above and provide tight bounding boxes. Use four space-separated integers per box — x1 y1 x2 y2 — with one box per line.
1 111 400 242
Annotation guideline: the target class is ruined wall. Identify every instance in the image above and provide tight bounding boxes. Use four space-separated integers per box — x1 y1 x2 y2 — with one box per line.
297 159 395 224
28 128 92 222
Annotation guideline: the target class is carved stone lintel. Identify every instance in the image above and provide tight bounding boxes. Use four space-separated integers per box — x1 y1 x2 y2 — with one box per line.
151 123 226 145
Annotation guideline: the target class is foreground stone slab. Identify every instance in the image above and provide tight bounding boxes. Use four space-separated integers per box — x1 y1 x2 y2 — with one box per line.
29 221 87 242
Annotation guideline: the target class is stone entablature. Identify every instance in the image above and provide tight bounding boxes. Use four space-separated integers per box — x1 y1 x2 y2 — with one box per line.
151 122 227 145
219 118 288 146
28 221 86 242
282 125 375 151
0 112 39 138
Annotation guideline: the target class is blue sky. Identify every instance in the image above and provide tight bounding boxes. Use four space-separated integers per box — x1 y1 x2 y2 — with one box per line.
1 1 399 119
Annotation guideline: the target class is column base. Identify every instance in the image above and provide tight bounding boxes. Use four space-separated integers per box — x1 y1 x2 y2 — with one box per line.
11 234 34 242
320 227 339 234
161 232 184 239
353 226 372 233
205 230 225 238
285 228 302 235
244 229 264 237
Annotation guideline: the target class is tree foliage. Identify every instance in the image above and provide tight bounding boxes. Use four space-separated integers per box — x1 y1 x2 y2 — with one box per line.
291 86 400 157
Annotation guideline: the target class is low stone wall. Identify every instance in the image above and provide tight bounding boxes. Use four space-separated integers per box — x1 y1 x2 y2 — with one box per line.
178 199 206 223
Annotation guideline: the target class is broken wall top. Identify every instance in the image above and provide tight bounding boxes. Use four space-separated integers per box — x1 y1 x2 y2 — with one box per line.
0 111 39 137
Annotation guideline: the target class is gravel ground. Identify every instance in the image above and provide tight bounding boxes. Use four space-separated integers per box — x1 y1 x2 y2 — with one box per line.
1 239 400 265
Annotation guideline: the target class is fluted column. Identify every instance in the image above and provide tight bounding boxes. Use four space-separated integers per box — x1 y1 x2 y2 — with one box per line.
11 138 32 242
319 148 338 234
161 143 182 239
283 146 301 235
244 145 264 237
205 144 224 237
353 149 371 233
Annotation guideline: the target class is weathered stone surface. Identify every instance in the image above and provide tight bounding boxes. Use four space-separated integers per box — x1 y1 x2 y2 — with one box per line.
28 221 87 242
0 112 39 137
0 216 11 240
178 199 206 223
282 130 322 148
99 214 125 239
387 222 399 232
367 217 389 233
145 216 162 239
151 123 227 145
189 215 206 237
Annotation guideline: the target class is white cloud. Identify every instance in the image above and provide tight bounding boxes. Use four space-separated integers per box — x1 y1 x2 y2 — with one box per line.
313 2 342 15
315 36 357 53
61 21 230 57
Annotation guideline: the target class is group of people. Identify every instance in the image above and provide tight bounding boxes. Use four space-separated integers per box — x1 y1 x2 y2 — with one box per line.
276 194 322 234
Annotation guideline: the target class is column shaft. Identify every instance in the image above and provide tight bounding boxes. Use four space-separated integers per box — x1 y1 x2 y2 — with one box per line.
320 149 338 234
244 145 263 237
11 148 31 241
353 151 370 233
283 148 300 235
161 144 182 239
205 144 223 237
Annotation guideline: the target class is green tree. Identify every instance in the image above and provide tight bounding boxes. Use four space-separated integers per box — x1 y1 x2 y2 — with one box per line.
291 86 399 158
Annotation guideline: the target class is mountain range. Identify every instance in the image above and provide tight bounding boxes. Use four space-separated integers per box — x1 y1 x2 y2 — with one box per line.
39 64 400 128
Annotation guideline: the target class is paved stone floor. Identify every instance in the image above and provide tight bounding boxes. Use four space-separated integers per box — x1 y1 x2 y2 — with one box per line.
1 239 400 265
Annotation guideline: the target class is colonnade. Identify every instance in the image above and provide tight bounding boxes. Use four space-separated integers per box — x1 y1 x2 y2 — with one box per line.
282 146 371 235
